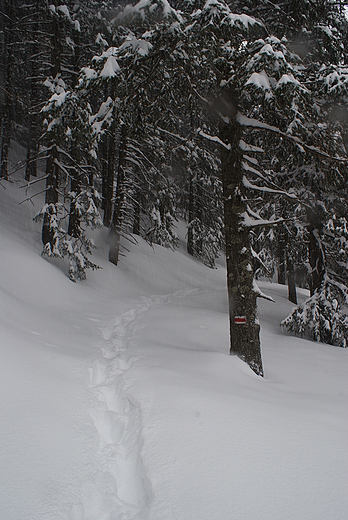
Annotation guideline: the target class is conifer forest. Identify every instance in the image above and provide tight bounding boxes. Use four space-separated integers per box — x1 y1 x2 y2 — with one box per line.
1 0 348 373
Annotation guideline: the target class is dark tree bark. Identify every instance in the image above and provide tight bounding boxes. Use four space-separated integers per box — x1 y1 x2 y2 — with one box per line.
100 135 108 212
287 252 297 304
42 145 59 247
307 207 325 296
132 191 142 235
0 112 11 180
71 24 81 88
220 118 263 377
109 124 127 266
42 5 62 246
0 0 15 180
25 92 38 181
279 219 297 303
187 170 194 256
68 157 80 238
103 133 115 227
51 11 61 79
67 123 84 238
25 11 39 182
195 181 203 256
277 224 286 285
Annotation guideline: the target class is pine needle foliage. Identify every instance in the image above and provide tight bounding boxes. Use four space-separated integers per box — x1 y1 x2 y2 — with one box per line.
282 277 348 347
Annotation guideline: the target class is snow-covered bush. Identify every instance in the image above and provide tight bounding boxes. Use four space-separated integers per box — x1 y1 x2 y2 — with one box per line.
34 189 102 282
146 184 178 250
281 278 348 347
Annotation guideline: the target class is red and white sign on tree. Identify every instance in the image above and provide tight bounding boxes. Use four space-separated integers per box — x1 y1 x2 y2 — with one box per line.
234 316 247 324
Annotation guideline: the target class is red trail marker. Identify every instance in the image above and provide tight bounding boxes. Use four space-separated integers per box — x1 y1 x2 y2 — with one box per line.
234 316 247 324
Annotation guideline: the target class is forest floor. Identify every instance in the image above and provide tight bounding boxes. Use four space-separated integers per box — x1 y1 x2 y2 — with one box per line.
0 142 347 520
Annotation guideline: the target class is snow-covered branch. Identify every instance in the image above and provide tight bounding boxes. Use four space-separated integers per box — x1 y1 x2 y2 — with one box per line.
242 175 297 199
253 279 275 302
197 128 231 150
236 113 348 164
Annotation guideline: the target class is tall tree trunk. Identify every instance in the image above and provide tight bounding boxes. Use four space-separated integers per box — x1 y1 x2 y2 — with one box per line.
100 135 108 212
277 224 286 285
68 175 80 238
109 125 127 266
287 252 297 304
42 2 62 246
71 25 80 88
66 24 82 238
132 191 141 235
220 118 263 377
307 207 325 296
187 170 194 256
25 12 39 182
195 180 203 257
51 12 61 79
0 114 10 179
0 0 14 180
25 92 38 181
103 133 115 227
42 145 59 247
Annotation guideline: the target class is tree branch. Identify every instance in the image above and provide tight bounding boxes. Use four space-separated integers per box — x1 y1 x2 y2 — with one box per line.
236 113 348 164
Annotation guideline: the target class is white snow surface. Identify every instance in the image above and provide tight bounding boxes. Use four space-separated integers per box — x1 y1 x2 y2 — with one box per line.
0 142 347 519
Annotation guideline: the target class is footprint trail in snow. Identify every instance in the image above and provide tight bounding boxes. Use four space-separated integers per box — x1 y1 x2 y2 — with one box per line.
78 289 199 520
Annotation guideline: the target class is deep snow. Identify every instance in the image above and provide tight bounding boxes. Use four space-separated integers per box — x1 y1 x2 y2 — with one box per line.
0 142 347 520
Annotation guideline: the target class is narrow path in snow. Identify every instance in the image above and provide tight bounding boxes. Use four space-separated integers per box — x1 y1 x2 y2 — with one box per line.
79 288 201 520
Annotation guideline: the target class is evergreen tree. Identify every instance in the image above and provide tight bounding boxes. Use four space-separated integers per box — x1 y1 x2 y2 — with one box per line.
76 5 187 263
170 132 224 267
35 75 103 281
19 2 112 279
236 0 348 298
262 1 348 344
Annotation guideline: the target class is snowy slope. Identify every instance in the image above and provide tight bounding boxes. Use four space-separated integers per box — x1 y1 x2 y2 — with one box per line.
0 143 347 520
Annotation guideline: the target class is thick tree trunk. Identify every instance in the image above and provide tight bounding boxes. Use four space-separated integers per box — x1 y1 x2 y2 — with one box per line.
220 118 263 377
109 125 127 266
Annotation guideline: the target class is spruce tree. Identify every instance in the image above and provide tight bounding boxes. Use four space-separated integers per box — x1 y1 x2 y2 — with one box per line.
35 76 103 281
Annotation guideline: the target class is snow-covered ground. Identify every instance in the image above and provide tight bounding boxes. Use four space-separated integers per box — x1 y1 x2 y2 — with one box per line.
0 143 347 520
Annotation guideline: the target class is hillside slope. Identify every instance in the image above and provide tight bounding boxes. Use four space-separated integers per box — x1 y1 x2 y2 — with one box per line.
0 144 347 519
